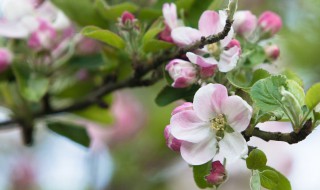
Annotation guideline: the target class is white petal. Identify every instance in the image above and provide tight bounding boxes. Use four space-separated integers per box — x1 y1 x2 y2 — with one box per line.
186 52 218 67
219 132 248 162
218 46 239 72
193 84 228 121
220 27 234 47
171 27 202 47
198 10 220 36
162 3 178 30
0 21 29 38
181 135 217 165
221 95 252 132
170 110 212 143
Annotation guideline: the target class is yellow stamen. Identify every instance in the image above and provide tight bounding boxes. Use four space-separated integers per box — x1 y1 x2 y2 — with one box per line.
210 114 226 131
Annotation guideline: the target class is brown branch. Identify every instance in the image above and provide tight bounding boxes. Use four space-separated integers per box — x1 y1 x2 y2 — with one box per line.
242 119 313 145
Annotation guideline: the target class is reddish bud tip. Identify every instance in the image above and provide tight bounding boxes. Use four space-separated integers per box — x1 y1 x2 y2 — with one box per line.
205 161 227 185
121 11 135 24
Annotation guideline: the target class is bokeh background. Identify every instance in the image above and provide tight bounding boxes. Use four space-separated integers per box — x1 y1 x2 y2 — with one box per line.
0 0 320 189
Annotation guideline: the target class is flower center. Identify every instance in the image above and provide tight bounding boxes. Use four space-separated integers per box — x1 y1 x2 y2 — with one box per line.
210 114 226 131
207 43 219 54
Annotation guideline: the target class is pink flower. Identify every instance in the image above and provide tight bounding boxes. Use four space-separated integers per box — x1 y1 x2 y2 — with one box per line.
170 84 252 165
28 19 56 51
264 44 280 60
205 161 227 185
121 11 135 24
0 48 13 72
160 3 182 42
258 11 282 37
164 125 182 151
165 59 198 88
171 11 240 73
233 11 257 38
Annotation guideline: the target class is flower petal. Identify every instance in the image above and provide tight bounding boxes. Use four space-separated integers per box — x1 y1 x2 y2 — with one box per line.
181 135 217 165
186 52 218 67
198 11 220 36
0 21 29 38
193 84 228 121
218 46 240 72
218 132 248 162
220 27 234 48
221 95 252 132
171 27 202 47
162 3 178 30
170 110 211 143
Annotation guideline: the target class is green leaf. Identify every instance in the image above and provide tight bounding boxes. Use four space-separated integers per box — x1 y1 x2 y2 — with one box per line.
250 170 261 190
155 85 199 106
143 39 174 53
250 75 288 112
250 69 271 86
259 166 291 190
208 0 224 10
12 65 49 102
246 149 267 170
227 69 270 90
260 170 279 189
81 26 125 49
305 83 320 110
138 8 162 22
193 161 212 189
142 18 164 44
282 70 304 87
176 0 196 11
287 80 305 107
47 121 90 147
248 46 267 66
51 0 107 27
95 0 138 20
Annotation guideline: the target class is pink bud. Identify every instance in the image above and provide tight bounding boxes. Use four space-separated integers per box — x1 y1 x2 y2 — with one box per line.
264 44 280 60
258 11 282 37
171 102 193 115
164 125 182 152
199 66 217 78
165 59 198 88
233 11 257 38
205 161 227 185
28 19 56 51
159 25 174 43
226 39 242 54
121 11 135 24
0 48 13 72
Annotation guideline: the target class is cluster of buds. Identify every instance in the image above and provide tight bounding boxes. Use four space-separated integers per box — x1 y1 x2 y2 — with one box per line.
0 48 13 72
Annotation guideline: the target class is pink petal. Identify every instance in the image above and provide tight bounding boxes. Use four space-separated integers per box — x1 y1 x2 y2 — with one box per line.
162 3 178 30
193 84 228 121
198 11 220 36
170 110 211 143
221 95 252 132
186 52 218 67
218 46 240 72
218 132 248 162
0 21 29 38
171 27 202 47
180 135 217 165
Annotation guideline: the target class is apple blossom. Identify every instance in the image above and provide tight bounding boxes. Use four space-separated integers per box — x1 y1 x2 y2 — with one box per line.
165 59 198 88
0 48 13 72
159 3 183 42
258 11 282 37
205 161 227 185
28 19 56 51
170 84 252 165
172 11 241 73
264 44 280 60
164 125 182 152
233 11 257 38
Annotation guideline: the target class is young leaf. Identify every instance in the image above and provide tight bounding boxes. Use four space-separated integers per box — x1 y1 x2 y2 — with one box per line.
305 83 320 110
246 149 267 170
193 161 212 189
260 170 279 189
12 65 49 102
248 46 267 66
81 26 125 49
250 170 261 190
250 75 287 112
287 80 305 107
282 70 304 87
47 121 90 147
142 39 174 53
155 85 199 106
259 166 291 190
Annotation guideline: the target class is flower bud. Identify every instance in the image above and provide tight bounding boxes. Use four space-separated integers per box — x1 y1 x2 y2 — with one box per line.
0 48 13 72
28 19 56 51
226 39 241 54
159 25 174 43
205 161 227 186
258 11 282 37
171 102 193 115
165 59 198 88
121 11 135 25
164 125 182 151
233 11 257 38
264 44 280 60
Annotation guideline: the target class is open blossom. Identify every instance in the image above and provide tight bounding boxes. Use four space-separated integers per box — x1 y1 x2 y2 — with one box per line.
170 84 252 165
0 48 13 72
171 11 240 73
165 59 198 88
258 11 282 37
233 11 257 38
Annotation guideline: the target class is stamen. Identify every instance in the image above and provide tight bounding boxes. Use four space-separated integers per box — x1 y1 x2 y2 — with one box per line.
210 114 226 131
207 43 219 54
